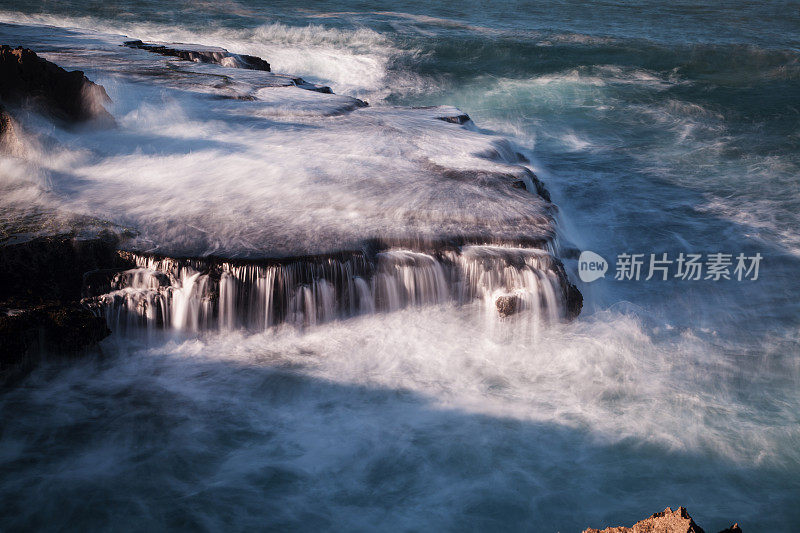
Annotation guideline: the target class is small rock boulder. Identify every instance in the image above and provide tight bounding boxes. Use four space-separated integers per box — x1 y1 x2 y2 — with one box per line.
495 294 520 317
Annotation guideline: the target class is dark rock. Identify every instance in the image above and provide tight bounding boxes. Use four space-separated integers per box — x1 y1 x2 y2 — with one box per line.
565 280 583 320
410 106 471 124
0 233 129 305
0 45 113 123
0 103 8 135
124 40 270 72
0 302 109 370
582 507 741 533
82 268 131 298
0 234 135 371
495 294 520 317
523 168 552 202
437 113 471 125
294 79 334 94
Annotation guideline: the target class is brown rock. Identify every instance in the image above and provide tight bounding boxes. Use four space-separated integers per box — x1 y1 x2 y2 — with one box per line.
0 103 28 156
0 45 113 123
583 507 742 533
495 294 519 317
583 507 705 533
0 103 8 135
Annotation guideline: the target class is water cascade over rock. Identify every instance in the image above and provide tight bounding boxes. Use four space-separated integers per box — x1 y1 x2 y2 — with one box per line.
0 22 581 348
89 245 580 334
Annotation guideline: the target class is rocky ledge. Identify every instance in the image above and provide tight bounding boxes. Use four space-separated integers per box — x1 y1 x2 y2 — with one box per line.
0 233 132 373
123 39 336 94
583 507 741 533
124 39 271 72
0 31 582 370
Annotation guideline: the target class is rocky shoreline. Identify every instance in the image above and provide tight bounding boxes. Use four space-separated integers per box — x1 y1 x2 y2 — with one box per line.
0 46 122 373
0 39 582 369
0 21 764 533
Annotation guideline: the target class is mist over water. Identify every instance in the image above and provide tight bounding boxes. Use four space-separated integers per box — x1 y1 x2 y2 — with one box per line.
1 1 799 531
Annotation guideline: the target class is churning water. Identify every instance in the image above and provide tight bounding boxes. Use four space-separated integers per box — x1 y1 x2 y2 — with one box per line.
1 1 799 531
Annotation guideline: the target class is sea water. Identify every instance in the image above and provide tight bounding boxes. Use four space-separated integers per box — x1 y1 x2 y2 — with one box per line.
1 1 798 531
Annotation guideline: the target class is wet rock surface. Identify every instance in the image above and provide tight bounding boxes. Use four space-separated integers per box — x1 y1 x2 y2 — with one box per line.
0 25 583 355
495 294 519 317
0 102 20 155
90 244 582 334
0 234 132 369
124 39 271 71
583 507 742 533
0 103 9 135
0 303 109 370
413 106 472 125
0 45 113 123
0 233 127 305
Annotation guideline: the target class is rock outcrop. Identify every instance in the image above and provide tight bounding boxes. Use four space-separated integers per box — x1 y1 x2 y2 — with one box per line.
0 45 113 123
583 507 742 533
0 103 17 153
0 233 132 372
124 40 271 71
0 27 583 354
123 40 344 95
0 303 109 369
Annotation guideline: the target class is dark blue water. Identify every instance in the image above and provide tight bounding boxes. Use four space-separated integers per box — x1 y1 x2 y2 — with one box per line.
1 1 799 531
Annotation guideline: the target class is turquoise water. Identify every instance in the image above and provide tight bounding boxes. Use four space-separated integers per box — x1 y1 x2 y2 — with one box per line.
1 1 799 531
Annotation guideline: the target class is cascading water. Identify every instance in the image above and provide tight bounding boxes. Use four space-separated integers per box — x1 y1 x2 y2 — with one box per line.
93 245 569 334
3 3 797 531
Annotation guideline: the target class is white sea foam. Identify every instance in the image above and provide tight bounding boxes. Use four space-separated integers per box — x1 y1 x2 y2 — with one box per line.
0 21 552 257
0 11 415 99
2 10 798 532
699 196 800 257
496 65 678 91
2 305 797 529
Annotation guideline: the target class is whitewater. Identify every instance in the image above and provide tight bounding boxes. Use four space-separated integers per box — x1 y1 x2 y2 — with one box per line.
1 1 799 531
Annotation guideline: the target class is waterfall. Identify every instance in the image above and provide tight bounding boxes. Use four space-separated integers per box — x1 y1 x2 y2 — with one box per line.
90 246 571 334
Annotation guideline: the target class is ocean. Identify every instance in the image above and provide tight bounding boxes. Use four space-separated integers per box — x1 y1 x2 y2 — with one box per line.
1 1 798 530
